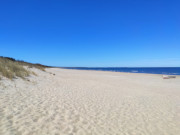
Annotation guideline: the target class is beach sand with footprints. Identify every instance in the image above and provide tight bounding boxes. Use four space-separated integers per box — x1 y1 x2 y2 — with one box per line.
0 68 180 135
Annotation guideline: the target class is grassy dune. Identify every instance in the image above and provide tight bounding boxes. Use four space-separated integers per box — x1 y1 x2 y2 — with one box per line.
0 56 49 80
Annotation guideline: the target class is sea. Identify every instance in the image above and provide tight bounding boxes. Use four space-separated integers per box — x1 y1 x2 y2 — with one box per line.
62 67 180 75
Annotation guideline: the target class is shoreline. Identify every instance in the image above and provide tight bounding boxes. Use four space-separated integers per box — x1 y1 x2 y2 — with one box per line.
59 67 180 76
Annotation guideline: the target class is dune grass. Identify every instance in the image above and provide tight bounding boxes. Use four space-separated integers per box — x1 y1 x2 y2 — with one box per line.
0 58 29 79
0 57 49 80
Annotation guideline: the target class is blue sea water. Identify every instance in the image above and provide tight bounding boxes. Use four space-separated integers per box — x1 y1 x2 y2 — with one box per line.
63 67 180 75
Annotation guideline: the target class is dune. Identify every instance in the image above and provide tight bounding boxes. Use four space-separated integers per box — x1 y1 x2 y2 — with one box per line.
0 68 180 135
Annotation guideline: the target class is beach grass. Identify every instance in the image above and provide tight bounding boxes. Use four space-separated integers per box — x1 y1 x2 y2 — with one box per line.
0 56 48 79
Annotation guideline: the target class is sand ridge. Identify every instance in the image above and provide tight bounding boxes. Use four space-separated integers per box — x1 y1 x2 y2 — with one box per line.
0 68 180 135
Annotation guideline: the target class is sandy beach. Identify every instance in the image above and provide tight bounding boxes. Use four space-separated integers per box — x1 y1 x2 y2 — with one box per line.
0 68 180 135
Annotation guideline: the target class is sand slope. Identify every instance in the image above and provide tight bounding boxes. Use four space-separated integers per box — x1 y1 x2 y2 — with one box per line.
0 68 180 135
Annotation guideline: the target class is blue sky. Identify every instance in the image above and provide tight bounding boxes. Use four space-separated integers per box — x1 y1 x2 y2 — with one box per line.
0 0 180 67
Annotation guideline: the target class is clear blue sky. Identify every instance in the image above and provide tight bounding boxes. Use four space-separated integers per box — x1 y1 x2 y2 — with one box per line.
0 0 180 67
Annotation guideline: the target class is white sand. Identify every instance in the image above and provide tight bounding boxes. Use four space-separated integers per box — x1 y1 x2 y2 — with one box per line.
0 68 180 135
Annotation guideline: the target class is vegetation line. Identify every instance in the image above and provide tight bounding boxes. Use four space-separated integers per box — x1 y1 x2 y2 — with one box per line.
0 56 50 80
